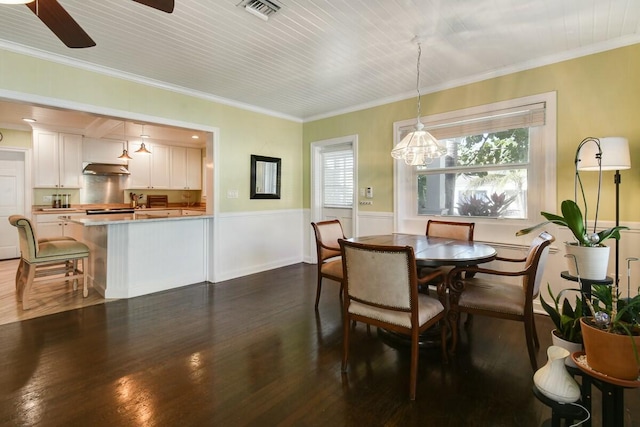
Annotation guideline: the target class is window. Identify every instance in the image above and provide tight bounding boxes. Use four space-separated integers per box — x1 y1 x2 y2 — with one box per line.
415 126 533 219
394 93 556 232
322 145 353 208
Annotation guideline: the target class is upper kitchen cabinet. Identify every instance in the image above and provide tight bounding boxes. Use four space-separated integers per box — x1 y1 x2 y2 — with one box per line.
127 142 170 189
170 147 202 190
33 130 83 189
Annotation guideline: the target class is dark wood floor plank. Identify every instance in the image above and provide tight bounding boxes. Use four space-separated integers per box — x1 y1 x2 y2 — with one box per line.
0 263 638 426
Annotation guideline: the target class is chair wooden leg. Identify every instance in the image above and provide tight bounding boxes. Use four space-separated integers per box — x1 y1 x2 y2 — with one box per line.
82 258 88 297
532 315 540 348
409 328 419 400
440 318 448 363
314 274 323 309
72 259 79 291
448 311 460 354
15 259 25 295
524 319 538 371
21 263 36 310
341 313 350 372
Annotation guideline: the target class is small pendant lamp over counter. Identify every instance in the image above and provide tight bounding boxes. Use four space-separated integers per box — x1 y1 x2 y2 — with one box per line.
136 124 152 154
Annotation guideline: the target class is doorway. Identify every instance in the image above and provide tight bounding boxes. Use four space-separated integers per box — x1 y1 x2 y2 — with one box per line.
0 149 28 260
310 135 358 244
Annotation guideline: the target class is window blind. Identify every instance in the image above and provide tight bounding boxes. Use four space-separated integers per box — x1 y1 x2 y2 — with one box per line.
322 146 353 208
400 102 546 140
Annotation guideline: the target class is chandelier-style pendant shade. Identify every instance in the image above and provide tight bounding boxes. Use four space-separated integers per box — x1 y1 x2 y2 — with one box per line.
391 37 447 166
391 122 447 165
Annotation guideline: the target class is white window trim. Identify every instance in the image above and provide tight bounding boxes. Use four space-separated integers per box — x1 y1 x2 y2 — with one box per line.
393 92 557 244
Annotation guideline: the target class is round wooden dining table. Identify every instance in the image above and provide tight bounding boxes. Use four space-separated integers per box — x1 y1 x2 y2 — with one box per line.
346 233 497 267
345 233 498 349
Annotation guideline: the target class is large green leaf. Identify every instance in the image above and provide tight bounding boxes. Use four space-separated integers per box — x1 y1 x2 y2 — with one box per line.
560 200 587 244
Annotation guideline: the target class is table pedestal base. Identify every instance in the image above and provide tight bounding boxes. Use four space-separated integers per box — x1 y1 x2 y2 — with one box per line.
377 322 448 350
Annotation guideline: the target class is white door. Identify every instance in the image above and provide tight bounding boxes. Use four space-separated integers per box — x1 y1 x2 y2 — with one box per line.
311 135 358 243
0 150 25 259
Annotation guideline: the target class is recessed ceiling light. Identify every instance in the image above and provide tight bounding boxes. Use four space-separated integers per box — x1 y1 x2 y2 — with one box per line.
140 134 150 139
22 117 36 123
191 135 199 139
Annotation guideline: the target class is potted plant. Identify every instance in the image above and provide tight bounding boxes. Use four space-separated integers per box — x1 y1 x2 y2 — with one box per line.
516 199 628 279
539 284 583 366
580 285 640 381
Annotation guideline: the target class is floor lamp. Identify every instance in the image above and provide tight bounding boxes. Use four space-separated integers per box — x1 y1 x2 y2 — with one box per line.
575 136 631 287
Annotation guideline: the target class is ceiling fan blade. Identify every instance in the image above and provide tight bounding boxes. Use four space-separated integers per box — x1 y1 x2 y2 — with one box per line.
26 0 95 48
132 0 175 13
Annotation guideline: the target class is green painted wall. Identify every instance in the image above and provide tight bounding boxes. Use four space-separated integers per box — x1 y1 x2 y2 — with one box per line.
2 44 639 221
0 128 31 149
303 44 640 223
0 49 303 213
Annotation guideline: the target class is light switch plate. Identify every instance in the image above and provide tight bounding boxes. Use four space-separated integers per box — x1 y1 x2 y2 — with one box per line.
227 189 239 199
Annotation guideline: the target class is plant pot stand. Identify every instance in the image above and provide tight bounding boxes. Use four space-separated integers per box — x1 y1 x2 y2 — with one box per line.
560 271 613 300
571 351 640 427
532 384 587 427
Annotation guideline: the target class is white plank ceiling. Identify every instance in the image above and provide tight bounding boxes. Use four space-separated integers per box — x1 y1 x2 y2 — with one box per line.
0 0 639 135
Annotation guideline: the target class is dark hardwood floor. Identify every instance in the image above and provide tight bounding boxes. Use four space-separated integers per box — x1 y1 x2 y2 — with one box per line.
0 263 638 426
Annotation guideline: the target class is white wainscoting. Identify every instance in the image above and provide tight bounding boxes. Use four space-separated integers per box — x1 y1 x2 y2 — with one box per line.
214 209 304 282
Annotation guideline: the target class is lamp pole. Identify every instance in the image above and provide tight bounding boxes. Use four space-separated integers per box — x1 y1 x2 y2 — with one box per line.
614 170 621 288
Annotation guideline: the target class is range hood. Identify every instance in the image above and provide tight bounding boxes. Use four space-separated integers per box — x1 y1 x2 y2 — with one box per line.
82 163 130 175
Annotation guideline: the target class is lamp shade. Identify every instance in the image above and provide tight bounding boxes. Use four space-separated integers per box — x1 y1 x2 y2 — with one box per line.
576 136 631 171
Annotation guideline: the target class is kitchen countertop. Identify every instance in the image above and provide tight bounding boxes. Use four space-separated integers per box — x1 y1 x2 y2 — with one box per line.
33 206 207 215
64 212 213 226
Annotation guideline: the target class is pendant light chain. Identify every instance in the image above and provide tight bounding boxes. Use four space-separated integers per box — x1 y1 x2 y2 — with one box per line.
416 42 422 121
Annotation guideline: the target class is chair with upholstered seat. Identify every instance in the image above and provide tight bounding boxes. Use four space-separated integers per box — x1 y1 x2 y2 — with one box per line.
311 219 346 309
9 215 90 310
417 220 476 288
339 239 447 400
446 231 554 371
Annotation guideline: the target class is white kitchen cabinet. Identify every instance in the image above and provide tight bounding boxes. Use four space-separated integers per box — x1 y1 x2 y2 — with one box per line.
170 147 202 190
36 213 85 240
127 142 170 189
33 131 83 189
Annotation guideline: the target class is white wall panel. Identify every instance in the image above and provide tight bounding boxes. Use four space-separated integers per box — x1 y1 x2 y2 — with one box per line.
214 209 304 282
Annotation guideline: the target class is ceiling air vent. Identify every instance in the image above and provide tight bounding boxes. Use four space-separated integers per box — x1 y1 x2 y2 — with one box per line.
237 0 281 21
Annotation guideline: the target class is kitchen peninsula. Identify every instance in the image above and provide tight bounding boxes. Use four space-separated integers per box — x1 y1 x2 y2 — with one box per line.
66 212 213 299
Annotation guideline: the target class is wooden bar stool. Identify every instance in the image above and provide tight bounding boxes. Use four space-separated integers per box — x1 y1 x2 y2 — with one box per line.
9 215 90 310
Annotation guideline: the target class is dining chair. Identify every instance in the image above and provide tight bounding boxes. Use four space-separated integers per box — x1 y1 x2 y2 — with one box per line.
446 231 555 371
418 220 476 287
9 215 90 310
339 239 447 400
311 219 345 309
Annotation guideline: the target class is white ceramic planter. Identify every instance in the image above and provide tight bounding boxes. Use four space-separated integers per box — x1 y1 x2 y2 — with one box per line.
551 330 582 368
564 243 610 280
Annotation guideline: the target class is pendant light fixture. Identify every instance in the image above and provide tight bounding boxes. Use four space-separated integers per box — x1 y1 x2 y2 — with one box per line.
135 124 152 154
117 121 133 160
391 37 447 166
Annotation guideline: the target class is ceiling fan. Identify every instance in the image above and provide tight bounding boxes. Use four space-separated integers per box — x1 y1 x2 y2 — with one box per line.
11 0 175 48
